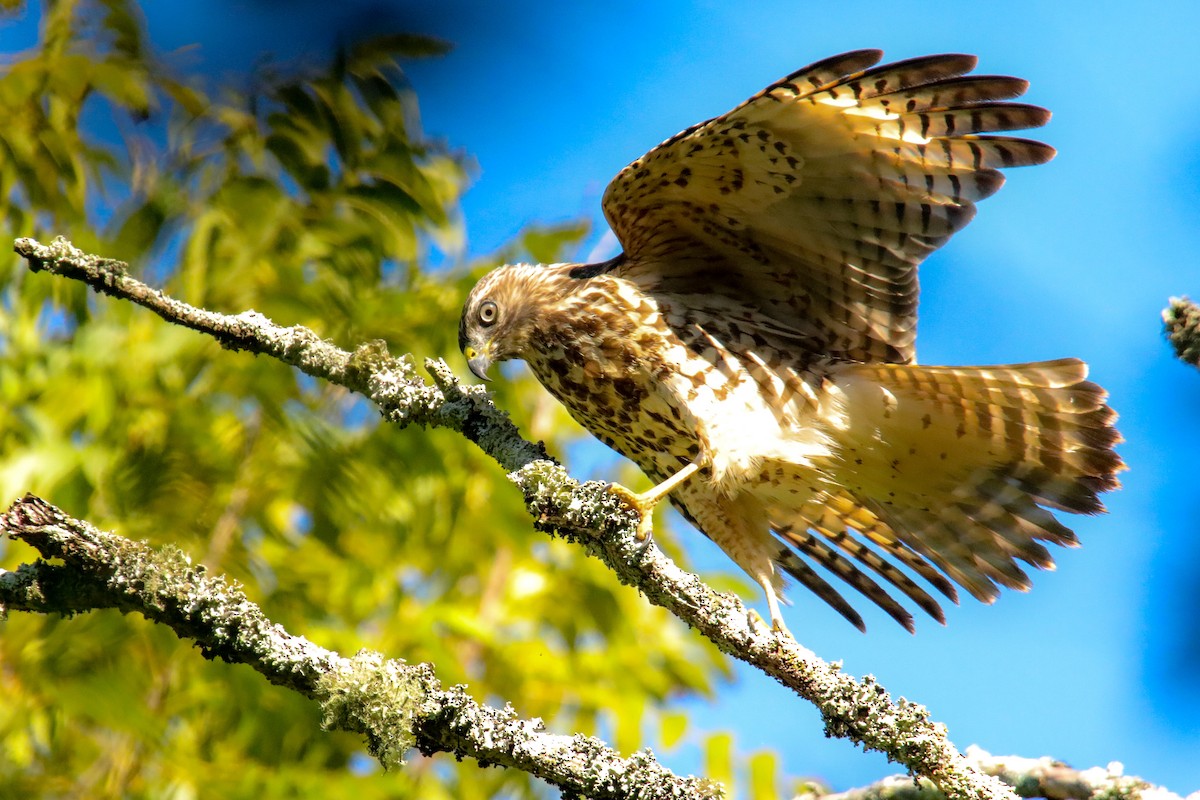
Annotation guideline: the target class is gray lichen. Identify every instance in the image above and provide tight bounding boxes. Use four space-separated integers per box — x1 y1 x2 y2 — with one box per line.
318 651 430 769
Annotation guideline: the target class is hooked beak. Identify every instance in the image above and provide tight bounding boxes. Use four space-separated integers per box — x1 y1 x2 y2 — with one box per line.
464 346 493 382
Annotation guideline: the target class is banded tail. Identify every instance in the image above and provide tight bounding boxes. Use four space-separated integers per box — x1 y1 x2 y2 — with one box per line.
773 358 1122 631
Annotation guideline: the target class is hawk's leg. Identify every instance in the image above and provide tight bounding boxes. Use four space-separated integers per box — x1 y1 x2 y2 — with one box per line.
610 460 703 540
757 580 791 637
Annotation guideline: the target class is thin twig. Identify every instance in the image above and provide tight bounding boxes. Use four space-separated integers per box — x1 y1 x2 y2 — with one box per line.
12 235 1014 800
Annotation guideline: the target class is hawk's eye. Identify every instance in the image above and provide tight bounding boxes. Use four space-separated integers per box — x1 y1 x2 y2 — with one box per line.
478 300 498 326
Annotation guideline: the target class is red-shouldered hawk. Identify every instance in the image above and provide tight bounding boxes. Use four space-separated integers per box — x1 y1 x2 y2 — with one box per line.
457 50 1123 633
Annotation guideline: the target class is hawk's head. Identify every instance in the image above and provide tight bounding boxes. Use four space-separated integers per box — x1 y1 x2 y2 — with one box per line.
459 263 568 381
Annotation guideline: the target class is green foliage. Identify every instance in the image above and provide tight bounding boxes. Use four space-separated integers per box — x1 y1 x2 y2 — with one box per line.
0 1 777 797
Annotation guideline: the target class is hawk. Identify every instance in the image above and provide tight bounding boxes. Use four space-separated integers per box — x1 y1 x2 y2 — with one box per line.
458 50 1123 633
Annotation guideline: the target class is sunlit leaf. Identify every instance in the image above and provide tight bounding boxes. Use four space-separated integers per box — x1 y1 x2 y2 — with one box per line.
748 749 781 800
704 731 736 793
659 710 688 751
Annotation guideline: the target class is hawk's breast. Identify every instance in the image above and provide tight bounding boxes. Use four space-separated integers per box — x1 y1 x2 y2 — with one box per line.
520 276 832 491
521 278 702 483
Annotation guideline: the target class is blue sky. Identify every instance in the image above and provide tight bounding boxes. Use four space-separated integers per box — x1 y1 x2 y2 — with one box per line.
6 0 1200 794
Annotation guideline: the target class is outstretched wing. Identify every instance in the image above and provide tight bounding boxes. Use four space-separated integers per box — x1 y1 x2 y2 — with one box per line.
602 50 1054 364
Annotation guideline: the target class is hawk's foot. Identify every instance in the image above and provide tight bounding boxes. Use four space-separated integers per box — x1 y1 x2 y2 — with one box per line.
607 483 658 541
608 460 703 541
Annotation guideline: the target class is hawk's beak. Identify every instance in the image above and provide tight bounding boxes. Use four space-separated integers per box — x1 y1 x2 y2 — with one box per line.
464 346 493 382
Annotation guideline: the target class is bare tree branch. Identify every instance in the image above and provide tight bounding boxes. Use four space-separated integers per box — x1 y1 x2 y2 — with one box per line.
797 748 1184 800
1164 296 1200 370
12 235 1016 800
0 494 718 800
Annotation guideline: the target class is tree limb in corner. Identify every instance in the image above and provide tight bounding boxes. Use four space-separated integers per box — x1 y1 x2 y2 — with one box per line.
13 235 1011 800
1164 296 1200 370
0 494 715 800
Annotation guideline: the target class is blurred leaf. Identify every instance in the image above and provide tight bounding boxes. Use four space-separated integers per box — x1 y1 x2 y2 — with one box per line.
748 749 781 800
520 222 590 264
704 731 736 794
659 710 689 751
90 56 153 116
111 197 166 254
347 32 452 66
97 0 146 58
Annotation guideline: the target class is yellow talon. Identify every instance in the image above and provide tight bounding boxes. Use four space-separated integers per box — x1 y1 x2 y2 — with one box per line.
608 460 703 540
747 606 793 639
608 483 657 540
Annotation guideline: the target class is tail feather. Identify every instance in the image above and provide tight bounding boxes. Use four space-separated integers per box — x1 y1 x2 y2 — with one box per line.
851 359 1123 513
874 503 1011 602
768 482 962 627
777 523 945 626
925 504 1035 592
764 357 1123 630
843 358 1121 600
775 550 867 632
860 532 960 604
831 505 961 603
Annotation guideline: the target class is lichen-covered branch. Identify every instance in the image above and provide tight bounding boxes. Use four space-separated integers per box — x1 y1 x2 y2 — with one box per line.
0 495 716 800
13 235 1014 800
11 236 546 472
1164 296 1200 370
797 748 1182 800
